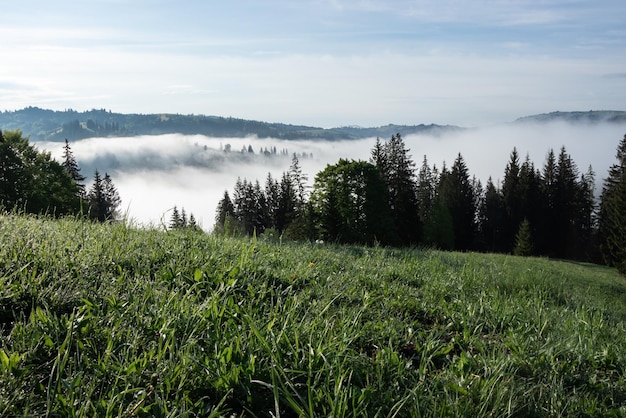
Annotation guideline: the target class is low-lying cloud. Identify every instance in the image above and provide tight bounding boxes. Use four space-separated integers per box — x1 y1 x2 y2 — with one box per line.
38 121 626 231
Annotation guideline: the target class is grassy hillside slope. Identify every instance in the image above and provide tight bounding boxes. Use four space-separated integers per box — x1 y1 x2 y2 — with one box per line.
1 215 625 417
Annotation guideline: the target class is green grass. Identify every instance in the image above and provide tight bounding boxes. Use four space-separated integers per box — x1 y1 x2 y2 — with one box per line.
1 214 626 417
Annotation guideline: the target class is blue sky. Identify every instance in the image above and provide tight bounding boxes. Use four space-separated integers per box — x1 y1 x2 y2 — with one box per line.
2 0 625 127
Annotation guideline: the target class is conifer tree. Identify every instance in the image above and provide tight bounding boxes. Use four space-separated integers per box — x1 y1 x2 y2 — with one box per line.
448 153 477 250
540 149 559 255
87 170 121 222
180 207 188 228
62 139 86 197
575 165 597 259
214 190 237 235
424 164 455 249
479 177 505 252
264 173 280 229
416 155 438 227
102 172 121 220
170 206 182 230
518 155 542 251
88 170 106 222
276 172 296 233
599 134 626 274
188 213 199 230
513 218 534 256
372 133 420 245
289 154 308 210
501 148 522 251
554 147 580 258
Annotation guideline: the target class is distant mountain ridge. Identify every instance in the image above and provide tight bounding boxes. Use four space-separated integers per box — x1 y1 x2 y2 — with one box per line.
0 107 462 142
514 110 626 124
1 107 625 142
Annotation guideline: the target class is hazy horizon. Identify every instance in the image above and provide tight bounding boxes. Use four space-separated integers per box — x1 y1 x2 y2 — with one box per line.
39 120 626 231
2 1 625 128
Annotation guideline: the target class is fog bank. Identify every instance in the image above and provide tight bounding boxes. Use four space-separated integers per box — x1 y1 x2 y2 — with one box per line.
39 121 626 231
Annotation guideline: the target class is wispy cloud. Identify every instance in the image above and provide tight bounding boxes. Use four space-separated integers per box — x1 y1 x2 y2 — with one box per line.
1 1 624 126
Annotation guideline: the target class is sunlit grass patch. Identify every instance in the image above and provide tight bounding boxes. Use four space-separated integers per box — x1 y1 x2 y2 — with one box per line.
1 214 626 416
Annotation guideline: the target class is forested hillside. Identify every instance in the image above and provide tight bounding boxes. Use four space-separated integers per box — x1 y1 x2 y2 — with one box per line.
0 107 460 141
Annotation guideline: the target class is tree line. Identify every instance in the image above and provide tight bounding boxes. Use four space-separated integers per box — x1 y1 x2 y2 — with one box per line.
215 133 626 274
0 130 121 222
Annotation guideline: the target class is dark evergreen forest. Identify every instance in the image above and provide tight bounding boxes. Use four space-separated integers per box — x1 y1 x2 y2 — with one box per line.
215 133 626 274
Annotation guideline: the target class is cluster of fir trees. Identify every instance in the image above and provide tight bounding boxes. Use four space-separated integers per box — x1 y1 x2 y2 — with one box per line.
215 133 626 270
214 155 312 239
168 206 200 231
0 129 121 222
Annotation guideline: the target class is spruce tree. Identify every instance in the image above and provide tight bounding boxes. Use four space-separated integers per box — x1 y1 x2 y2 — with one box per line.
448 153 476 251
88 170 106 222
188 213 199 230
372 133 420 245
540 149 559 255
62 139 86 197
102 172 121 220
479 177 505 252
424 164 455 250
276 172 296 233
518 155 542 251
513 218 534 256
214 191 237 235
416 155 438 227
554 147 580 258
599 134 626 274
88 170 121 222
501 148 522 251
170 206 182 230
289 154 308 210
264 173 280 230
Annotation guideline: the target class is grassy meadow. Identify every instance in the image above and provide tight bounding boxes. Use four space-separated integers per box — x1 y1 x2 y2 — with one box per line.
1 214 626 417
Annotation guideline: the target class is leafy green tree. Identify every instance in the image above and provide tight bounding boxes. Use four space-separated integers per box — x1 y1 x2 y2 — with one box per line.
0 130 81 215
599 134 626 274
311 159 396 245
